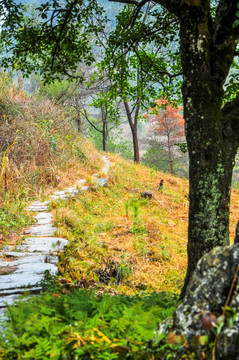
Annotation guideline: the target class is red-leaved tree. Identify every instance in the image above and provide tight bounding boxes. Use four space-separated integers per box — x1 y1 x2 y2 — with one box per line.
146 99 185 174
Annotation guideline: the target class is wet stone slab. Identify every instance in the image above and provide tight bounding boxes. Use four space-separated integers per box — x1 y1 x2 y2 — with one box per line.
0 294 20 308
23 223 57 236
19 237 68 253
34 212 53 225
26 201 50 211
27 204 49 212
0 286 42 296
0 254 58 269
0 264 58 291
0 287 42 308
50 194 69 200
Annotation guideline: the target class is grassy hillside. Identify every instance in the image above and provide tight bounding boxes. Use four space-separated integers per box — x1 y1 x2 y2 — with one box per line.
1 82 239 359
52 154 239 296
0 80 238 290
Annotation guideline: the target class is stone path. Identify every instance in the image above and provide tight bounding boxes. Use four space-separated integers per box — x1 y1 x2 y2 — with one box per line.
0 155 111 312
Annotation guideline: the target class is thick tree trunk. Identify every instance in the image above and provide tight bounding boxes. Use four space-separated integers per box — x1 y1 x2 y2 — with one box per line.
181 107 237 298
179 4 239 298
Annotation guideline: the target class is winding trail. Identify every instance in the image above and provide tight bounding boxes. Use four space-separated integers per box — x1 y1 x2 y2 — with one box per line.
0 155 111 313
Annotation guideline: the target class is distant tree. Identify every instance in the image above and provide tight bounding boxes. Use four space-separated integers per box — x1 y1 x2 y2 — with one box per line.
145 99 185 174
98 6 180 163
80 91 120 151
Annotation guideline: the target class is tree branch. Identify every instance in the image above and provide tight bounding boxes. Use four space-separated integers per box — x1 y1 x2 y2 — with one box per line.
50 0 79 71
108 0 184 17
222 93 239 143
124 101 135 129
108 0 140 4
213 0 239 85
79 109 103 133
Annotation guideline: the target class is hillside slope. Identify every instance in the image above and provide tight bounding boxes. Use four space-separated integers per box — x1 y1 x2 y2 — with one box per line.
53 154 239 295
0 83 238 295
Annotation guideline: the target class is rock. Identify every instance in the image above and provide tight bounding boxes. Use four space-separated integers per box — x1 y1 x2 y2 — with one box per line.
141 191 153 199
158 179 164 191
95 178 108 187
171 244 239 359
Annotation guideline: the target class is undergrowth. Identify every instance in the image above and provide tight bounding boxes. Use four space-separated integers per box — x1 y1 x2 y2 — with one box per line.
0 75 102 247
0 284 177 360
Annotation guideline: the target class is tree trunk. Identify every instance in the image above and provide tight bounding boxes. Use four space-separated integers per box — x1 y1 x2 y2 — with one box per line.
179 4 239 299
132 126 140 163
102 120 107 152
124 101 140 163
167 135 174 174
77 110 82 133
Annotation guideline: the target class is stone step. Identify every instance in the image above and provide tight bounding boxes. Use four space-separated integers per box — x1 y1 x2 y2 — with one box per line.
19 237 68 253
0 286 42 297
23 223 57 236
34 212 53 225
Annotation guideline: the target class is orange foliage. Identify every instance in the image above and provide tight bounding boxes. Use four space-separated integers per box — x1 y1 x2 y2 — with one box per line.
145 99 185 174
148 99 185 144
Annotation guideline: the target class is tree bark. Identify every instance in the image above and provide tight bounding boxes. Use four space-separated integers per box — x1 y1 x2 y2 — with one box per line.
179 2 239 298
132 126 140 163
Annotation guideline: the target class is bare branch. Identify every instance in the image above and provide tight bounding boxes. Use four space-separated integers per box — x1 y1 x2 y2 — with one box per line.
79 108 103 133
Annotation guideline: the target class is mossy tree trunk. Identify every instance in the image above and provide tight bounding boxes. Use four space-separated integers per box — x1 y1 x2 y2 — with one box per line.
178 1 239 298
